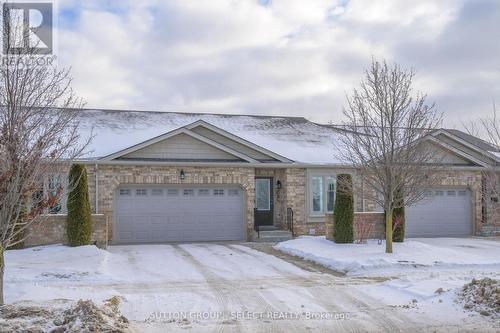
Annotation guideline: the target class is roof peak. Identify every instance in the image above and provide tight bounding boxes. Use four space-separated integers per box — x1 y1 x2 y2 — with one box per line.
66 106 308 121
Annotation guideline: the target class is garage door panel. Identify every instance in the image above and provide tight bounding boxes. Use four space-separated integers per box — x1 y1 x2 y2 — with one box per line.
117 231 133 242
406 187 472 237
114 186 245 243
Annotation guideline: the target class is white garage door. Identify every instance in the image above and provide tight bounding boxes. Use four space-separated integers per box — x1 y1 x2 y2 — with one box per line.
406 188 472 237
114 186 245 243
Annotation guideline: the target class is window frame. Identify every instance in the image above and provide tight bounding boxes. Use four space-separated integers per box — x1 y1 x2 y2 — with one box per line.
311 176 324 215
326 177 336 213
44 173 67 215
309 173 340 216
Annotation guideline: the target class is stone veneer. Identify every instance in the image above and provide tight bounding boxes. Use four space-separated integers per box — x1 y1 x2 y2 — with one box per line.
86 166 489 241
323 170 486 239
283 168 487 238
283 168 307 236
87 165 256 242
24 214 108 248
22 164 493 246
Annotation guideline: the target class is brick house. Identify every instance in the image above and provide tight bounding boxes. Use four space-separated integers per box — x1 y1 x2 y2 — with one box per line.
25 109 500 247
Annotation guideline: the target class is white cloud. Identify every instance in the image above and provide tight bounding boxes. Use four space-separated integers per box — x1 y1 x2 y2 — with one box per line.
56 0 500 127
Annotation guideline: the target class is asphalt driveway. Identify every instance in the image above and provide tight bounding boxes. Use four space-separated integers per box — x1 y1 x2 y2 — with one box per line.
6 242 496 332
104 243 432 332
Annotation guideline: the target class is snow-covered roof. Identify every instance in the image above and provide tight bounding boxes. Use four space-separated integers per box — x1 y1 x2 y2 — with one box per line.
76 109 343 165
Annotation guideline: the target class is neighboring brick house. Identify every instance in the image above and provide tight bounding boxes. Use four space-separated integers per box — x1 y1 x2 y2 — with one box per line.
25 109 500 247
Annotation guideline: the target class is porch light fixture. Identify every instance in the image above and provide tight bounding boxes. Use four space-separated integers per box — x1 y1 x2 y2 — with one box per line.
276 180 282 190
180 169 186 180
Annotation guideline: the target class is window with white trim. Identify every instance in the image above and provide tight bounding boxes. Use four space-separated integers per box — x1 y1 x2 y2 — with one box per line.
309 174 343 215
37 174 68 214
311 176 323 214
326 177 336 213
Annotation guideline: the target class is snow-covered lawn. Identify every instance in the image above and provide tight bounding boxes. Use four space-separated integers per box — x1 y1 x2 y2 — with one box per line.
4 240 499 332
275 236 500 323
274 236 500 276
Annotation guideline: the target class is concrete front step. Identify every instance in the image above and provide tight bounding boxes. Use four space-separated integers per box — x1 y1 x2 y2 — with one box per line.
254 236 293 243
259 230 292 237
258 226 279 231
254 230 293 243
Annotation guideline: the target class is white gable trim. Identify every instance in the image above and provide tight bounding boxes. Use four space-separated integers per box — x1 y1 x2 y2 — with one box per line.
185 120 293 163
431 129 500 162
426 136 489 167
100 128 259 163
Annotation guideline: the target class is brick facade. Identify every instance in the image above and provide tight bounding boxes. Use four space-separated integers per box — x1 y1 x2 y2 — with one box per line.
279 168 488 238
283 168 307 235
325 212 385 240
87 165 256 242
24 214 108 248
21 164 495 247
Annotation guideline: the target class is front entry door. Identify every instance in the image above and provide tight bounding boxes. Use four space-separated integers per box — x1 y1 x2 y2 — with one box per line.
255 177 274 226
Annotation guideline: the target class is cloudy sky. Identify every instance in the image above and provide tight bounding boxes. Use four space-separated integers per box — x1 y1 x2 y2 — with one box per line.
56 0 500 128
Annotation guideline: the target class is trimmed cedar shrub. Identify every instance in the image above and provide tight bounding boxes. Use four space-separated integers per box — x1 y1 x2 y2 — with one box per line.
67 164 92 246
392 206 405 242
333 174 354 243
392 185 405 242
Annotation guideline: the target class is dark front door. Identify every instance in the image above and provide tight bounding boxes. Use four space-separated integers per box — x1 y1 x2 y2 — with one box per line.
255 177 274 226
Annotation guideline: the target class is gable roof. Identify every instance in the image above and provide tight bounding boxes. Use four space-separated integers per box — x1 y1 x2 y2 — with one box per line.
76 109 343 164
74 108 499 167
102 127 260 163
315 124 499 167
431 129 500 164
446 129 500 153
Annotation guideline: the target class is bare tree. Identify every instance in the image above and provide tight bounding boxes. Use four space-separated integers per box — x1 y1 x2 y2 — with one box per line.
463 104 500 227
0 8 89 304
336 58 442 253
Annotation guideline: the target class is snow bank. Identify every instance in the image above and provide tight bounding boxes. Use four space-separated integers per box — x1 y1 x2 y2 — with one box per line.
0 297 131 332
458 278 499 318
274 236 500 275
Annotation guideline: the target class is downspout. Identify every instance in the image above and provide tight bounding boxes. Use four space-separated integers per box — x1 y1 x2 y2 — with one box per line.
361 175 366 212
95 163 99 214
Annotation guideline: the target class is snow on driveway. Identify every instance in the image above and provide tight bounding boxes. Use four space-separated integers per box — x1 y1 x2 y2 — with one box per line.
5 241 499 332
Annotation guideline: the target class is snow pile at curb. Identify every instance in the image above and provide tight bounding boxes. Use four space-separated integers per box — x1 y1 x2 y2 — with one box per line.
0 297 131 333
458 278 499 318
274 236 500 275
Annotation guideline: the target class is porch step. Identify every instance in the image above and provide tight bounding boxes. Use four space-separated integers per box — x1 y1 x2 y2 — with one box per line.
258 226 279 231
255 230 293 243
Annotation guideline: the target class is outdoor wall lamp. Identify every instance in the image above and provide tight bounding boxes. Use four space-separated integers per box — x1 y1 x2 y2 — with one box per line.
180 169 186 180
276 180 282 190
